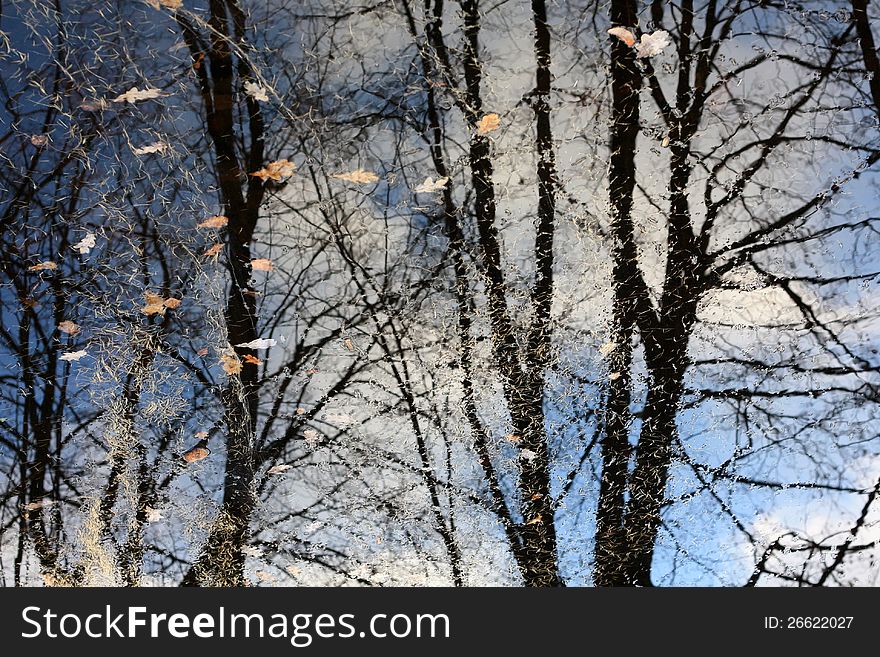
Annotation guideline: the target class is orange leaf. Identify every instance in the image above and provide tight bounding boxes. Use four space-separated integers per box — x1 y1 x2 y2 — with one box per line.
163 297 182 309
197 215 229 229
477 113 500 135
251 258 274 271
204 243 223 257
219 347 242 375
58 320 80 335
28 261 57 272
250 159 295 181
243 354 262 365
183 445 210 463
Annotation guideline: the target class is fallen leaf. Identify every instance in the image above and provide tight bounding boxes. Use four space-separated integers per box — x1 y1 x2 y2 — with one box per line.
244 81 270 102
79 99 106 111
28 261 57 272
236 337 276 350
59 350 88 362
251 258 273 271
243 354 262 365
520 448 538 462
343 338 355 351
30 134 49 147
302 429 320 446
661 135 670 148
25 499 56 511
132 141 168 155
251 159 295 181
325 412 355 427
413 176 449 194
295 407 306 415
267 463 292 475
636 30 671 58
505 434 522 443
476 113 500 135
183 443 210 463
146 0 182 9
530 493 544 501
142 291 180 315
112 86 167 104
607 26 637 47
219 346 242 375
197 347 209 356
73 233 96 254
197 215 229 229
254 570 276 583
525 515 543 526
204 243 223 257
58 320 80 335
598 341 617 358
145 507 163 523
609 371 622 380
331 168 379 184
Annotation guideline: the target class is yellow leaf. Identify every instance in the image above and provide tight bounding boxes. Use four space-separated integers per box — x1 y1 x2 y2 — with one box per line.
343 338 355 351
250 159 295 181
163 297 182 309
243 354 262 365
477 113 500 135
58 320 80 335
28 261 57 272
525 515 543 526
505 433 522 443
251 258 274 271
197 215 229 229
204 243 223 257
331 168 379 184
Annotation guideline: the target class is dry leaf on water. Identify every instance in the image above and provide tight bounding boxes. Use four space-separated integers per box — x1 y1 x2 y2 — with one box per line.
505 434 521 443
251 159 295 181
219 346 242 375
607 27 637 46
520 449 538 462
59 350 88 362
267 464 292 475
244 81 270 102
251 258 273 271
183 442 210 463
243 354 262 365
30 134 49 147
142 291 181 315
204 243 223 257
28 261 57 272
636 31 671 58
146 0 183 9
112 86 167 104
598 341 617 357
145 507 163 523
525 515 543 526
413 176 449 194
476 113 500 134
197 215 229 229
236 337 276 350
132 141 168 156
331 168 379 184
343 338 355 351
58 320 80 335
73 233 96 254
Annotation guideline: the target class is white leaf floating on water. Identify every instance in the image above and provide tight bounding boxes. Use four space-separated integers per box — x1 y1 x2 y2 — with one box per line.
607 27 636 47
520 449 538 462
636 30 671 58
145 507 163 523
244 81 270 102
598 341 617 357
414 176 449 194
267 464 292 475
235 338 277 350
60 350 88 362
302 429 320 446
132 141 168 156
325 412 355 427
112 86 167 104
73 233 96 254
